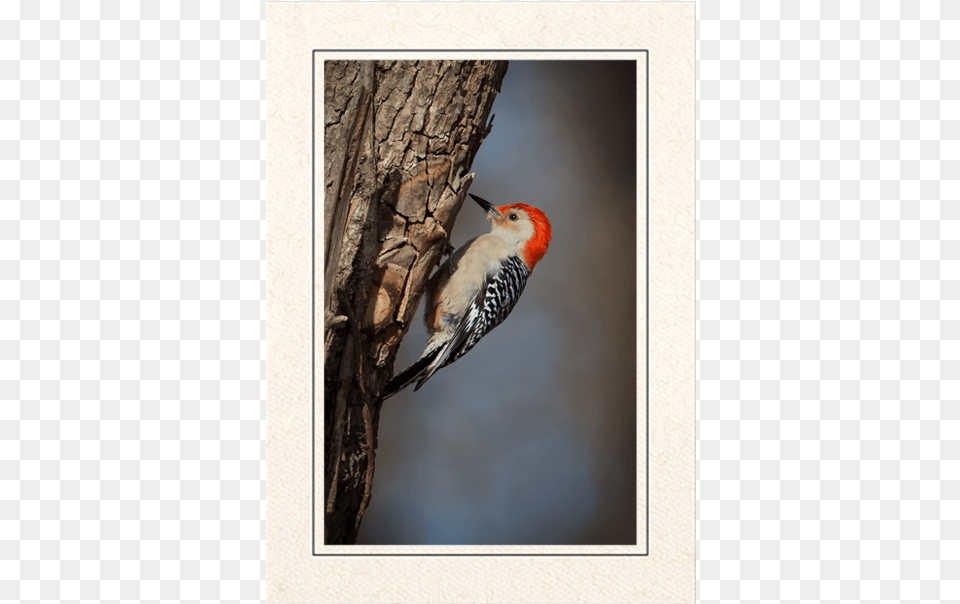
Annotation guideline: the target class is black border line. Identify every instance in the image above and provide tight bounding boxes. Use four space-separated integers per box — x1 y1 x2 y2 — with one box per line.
313 51 650 556
644 49 650 556
311 50 317 555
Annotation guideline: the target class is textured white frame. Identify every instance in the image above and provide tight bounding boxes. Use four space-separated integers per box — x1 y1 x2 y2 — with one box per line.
267 3 694 602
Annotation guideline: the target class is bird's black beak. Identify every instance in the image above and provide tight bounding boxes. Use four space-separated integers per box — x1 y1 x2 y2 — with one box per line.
470 194 502 218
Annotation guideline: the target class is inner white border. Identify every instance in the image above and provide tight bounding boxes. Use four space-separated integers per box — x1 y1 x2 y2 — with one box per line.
312 51 649 556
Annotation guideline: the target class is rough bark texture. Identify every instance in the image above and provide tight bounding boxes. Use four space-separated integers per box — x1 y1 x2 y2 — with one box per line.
323 60 508 544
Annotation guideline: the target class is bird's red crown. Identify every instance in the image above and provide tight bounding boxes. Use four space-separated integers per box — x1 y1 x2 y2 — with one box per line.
499 203 552 270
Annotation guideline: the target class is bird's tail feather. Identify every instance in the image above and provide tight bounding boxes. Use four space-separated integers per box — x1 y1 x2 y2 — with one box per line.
381 348 441 400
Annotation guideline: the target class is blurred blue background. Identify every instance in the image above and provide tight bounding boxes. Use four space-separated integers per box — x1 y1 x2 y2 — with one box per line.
358 61 638 545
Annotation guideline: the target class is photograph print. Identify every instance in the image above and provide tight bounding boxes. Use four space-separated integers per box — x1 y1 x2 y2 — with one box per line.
319 59 643 547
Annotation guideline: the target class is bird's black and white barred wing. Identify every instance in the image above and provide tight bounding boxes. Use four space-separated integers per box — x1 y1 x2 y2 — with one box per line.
457 254 530 361
414 255 530 390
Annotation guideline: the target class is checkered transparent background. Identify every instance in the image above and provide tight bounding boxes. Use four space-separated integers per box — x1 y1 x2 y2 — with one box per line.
699 1 954 602
5 1 265 601
3 0 956 601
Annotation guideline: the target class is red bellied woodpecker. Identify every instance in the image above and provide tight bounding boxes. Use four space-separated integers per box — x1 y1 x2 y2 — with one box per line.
382 193 552 399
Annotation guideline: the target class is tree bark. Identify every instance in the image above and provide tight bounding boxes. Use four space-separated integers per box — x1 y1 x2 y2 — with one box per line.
322 60 508 544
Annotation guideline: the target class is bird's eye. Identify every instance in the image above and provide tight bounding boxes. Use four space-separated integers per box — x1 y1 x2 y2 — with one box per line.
509 213 518 221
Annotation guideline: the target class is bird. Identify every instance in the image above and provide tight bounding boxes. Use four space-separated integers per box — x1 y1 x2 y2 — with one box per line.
381 193 552 399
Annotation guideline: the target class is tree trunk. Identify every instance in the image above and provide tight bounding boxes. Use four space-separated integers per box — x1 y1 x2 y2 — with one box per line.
322 60 509 544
